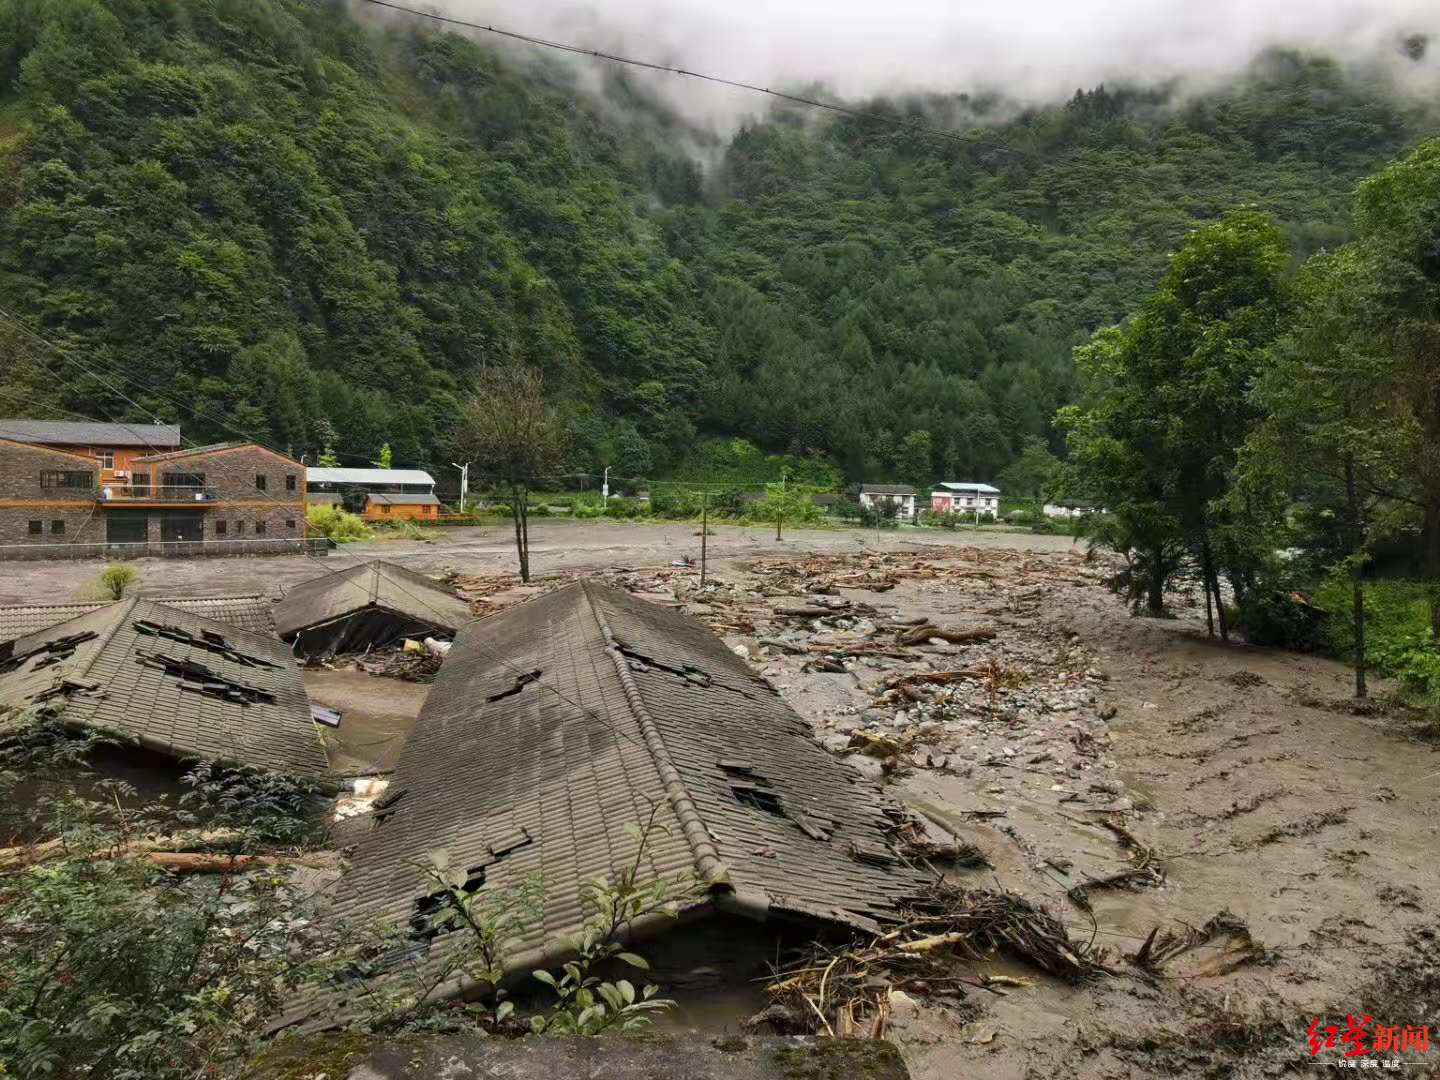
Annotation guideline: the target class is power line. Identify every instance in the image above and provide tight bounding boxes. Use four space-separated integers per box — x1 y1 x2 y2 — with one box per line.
359 0 1025 153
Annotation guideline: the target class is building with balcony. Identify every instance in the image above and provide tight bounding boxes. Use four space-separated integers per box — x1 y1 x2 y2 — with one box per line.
0 437 309 557
0 419 182 485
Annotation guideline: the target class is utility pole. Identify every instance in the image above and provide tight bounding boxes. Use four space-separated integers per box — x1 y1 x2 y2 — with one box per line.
700 490 708 588
451 461 470 513
602 465 610 509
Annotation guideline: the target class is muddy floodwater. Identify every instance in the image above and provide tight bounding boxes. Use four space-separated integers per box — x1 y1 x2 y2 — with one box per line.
3 524 1435 1076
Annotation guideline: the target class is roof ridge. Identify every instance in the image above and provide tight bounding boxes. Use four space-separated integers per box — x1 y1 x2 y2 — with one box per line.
582 580 729 887
70 596 138 685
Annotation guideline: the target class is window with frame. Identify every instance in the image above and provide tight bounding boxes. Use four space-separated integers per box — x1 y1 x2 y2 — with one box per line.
255 521 267 535
255 474 267 492
235 521 245 536
285 474 296 492
380 504 391 514
286 518 296 529
50 520 64 536
162 472 204 488
28 521 42 535
40 471 94 489
99 451 115 469
216 521 227 537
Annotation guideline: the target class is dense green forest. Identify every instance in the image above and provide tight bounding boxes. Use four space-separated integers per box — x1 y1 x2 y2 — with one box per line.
0 0 1435 483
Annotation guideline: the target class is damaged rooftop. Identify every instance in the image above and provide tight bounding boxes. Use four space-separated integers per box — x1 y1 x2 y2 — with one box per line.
300 579 931 1024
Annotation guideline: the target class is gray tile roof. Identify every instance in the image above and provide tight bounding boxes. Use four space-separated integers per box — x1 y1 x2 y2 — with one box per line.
273 562 471 641
860 484 917 496
0 419 181 449
303 581 927 1022
0 595 275 647
0 599 327 775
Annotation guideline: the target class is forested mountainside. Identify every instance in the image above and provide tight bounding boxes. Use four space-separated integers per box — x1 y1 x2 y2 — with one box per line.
0 0 1434 481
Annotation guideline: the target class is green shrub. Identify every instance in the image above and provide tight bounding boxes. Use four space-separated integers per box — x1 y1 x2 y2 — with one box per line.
97 563 138 600
1315 576 1440 705
306 505 372 542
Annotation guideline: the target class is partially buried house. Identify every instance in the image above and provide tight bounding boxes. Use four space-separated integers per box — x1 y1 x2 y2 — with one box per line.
0 598 328 776
294 580 929 1024
274 561 471 657
0 595 275 647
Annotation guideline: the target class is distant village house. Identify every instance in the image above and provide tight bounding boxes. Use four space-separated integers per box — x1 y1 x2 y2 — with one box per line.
1042 500 1101 519
858 484 918 521
931 482 1001 516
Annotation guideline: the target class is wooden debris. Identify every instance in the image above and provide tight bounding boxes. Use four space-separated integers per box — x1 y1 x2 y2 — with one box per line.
896 623 996 647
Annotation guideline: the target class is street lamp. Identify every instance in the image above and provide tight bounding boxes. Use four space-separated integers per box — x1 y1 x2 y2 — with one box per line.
451 461 471 513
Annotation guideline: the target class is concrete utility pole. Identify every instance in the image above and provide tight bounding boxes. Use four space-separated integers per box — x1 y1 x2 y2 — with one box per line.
451 461 471 513
602 466 611 509
701 490 708 587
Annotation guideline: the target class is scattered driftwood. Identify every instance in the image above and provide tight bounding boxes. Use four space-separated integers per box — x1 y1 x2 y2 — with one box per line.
1130 911 1266 977
757 637 807 655
1067 866 1165 911
756 883 1101 1038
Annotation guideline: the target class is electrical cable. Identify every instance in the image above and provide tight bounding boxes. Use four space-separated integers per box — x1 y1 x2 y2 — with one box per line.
359 0 1039 154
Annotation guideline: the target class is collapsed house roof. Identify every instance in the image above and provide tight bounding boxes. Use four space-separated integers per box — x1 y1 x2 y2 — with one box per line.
298 581 928 1023
0 599 327 775
0 595 275 647
274 562 471 656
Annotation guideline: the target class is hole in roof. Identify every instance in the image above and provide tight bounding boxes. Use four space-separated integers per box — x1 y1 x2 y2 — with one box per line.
134 620 278 668
485 669 542 703
732 784 784 817
718 760 765 782
614 643 714 687
0 631 98 675
409 867 487 940
136 651 276 705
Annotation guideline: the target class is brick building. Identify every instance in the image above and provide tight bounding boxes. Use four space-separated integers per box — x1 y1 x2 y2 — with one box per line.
0 438 309 556
0 420 181 485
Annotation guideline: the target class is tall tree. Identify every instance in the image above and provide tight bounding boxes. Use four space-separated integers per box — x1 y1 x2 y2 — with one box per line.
1342 139 1440 638
452 365 568 583
1060 210 1290 630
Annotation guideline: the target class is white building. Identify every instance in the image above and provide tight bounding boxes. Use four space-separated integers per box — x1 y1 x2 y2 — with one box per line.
1042 500 1101 520
931 482 1001 516
858 484 918 521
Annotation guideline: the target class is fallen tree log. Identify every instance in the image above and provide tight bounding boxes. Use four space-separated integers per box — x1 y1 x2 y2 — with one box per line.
896 623 996 647
146 851 345 875
0 828 244 871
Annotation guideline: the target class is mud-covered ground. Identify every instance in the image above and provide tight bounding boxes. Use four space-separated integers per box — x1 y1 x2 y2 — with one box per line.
6 524 1434 1075
710 551 1440 1078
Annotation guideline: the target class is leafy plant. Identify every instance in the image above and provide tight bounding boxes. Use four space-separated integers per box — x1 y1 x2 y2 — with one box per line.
177 761 328 846
97 563 138 600
306 505 373 543
529 808 692 1036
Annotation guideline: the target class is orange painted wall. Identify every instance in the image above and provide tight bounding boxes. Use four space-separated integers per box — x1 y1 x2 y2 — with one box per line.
363 501 439 521
41 444 170 485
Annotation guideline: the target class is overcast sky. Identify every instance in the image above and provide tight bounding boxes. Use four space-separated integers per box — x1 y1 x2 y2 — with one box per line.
397 1 1440 129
